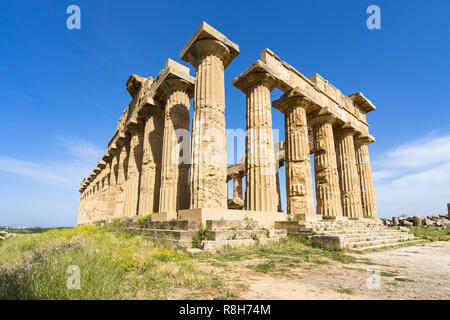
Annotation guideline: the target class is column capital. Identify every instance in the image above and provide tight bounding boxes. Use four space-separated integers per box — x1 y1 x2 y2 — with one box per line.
336 121 362 137
354 134 376 145
180 22 239 69
233 63 277 93
102 153 111 163
154 59 195 100
272 87 315 113
97 160 107 169
309 113 339 127
126 74 146 98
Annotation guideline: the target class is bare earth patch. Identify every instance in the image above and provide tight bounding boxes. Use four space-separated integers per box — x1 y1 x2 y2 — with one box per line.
196 241 450 300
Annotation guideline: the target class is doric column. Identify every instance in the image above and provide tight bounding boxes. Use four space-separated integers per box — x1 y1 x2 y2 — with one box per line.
115 134 129 218
227 173 245 210
181 22 239 209
276 169 282 212
335 126 363 219
234 71 278 212
273 89 315 219
233 174 244 203
124 121 144 218
157 68 194 215
138 105 164 216
354 135 377 218
310 114 343 217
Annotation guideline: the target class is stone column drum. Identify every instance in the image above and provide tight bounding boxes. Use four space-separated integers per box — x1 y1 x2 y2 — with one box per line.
354 135 378 218
181 22 239 209
335 127 363 219
124 122 144 218
159 79 193 215
310 115 343 217
235 71 278 212
138 108 164 215
115 135 129 217
273 89 315 219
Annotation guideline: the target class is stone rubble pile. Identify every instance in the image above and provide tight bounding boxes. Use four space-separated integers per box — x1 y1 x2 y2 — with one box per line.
0 230 17 241
382 214 450 228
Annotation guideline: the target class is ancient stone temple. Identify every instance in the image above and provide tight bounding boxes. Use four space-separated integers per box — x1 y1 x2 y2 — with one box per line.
77 22 380 241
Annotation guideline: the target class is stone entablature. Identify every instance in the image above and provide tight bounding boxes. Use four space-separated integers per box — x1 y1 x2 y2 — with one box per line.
78 22 378 227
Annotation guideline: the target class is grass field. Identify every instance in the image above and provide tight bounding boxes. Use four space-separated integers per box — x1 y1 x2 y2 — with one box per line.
0 226 230 300
1 225 441 300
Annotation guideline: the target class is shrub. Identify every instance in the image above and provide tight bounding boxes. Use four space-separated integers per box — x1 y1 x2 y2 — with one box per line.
138 213 153 222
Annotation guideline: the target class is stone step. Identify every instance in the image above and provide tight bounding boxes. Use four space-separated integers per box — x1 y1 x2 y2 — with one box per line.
320 231 407 237
209 229 287 241
140 236 192 248
350 239 425 252
340 234 415 242
124 220 200 231
122 228 197 241
206 219 257 231
202 237 284 252
347 237 418 248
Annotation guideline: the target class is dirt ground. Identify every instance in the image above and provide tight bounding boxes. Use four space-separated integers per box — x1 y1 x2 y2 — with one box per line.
197 241 450 300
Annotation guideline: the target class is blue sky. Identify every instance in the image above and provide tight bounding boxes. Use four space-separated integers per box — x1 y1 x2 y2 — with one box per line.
1 0 449 227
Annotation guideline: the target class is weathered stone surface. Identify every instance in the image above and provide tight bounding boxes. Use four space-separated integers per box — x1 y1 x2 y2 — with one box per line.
335 126 363 219
234 70 278 212
182 22 239 209
157 59 194 215
77 22 379 231
273 88 315 219
393 217 399 226
354 135 378 218
310 115 343 217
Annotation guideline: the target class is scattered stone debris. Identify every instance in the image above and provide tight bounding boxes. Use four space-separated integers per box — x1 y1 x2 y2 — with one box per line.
382 214 450 228
0 230 17 241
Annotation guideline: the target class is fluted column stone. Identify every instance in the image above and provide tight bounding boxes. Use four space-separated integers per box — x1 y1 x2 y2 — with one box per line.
124 122 144 218
273 89 315 219
181 23 239 209
354 136 378 218
115 134 129 218
335 127 363 219
158 76 193 214
311 115 343 217
234 71 278 212
138 108 164 215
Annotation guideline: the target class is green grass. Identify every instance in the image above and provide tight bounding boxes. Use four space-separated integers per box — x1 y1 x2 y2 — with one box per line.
195 235 357 275
394 277 414 282
337 287 354 294
0 226 231 300
409 227 450 241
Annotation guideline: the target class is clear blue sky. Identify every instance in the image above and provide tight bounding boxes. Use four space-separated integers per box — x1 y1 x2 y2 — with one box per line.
1 0 449 227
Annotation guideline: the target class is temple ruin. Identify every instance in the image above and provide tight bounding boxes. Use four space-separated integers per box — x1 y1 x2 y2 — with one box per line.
77 22 389 250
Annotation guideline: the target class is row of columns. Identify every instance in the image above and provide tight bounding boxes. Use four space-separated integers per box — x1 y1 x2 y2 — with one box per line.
234 69 377 220
79 22 377 225
80 22 240 222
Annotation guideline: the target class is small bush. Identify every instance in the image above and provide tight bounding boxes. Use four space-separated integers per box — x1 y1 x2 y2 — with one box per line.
192 227 210 249
137 213 153 222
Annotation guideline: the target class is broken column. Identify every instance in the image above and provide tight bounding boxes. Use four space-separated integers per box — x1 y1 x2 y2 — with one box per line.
273 89 315 219
156 59 194 218
354 135 378 218
335 125 363 219
181 22 239 208
310 114 343 217
234 70 278 212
